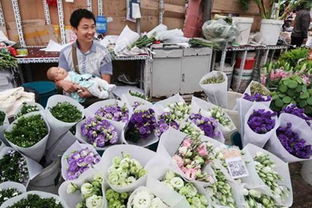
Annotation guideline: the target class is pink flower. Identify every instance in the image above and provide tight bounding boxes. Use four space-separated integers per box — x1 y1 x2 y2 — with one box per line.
172 155 184 168
197 143 208 157
184 168 198 180
182 138 192 148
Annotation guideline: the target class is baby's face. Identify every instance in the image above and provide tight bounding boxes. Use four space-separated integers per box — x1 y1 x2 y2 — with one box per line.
51 67 67 81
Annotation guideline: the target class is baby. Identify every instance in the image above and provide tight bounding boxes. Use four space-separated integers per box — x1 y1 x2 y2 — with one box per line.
47 67 116 103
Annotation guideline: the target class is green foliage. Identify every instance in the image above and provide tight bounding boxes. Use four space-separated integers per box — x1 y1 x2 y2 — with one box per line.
0 50 18 70
49 102 82 123
0 188 22 206
278 48 309 68
0 111 5 126
7 194 63 208
15 103 40 119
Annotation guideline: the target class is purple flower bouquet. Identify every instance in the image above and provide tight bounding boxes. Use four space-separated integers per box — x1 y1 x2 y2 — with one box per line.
247 109 276 134
61 141 101 180
243 93 271 102
94 104 129 122
281 104 312 126
155 112 180 137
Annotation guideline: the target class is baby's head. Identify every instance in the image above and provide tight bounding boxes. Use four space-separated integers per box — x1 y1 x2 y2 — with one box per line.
47 67 68 81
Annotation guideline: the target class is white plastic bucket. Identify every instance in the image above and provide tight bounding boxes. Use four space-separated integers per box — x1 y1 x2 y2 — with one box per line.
260 19 284 45
232 17 254 45
231 69 253 93
301 160 312 186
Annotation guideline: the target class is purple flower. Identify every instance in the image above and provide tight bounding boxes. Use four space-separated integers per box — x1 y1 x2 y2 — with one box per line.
281 104 312 126
247 109 276 134
95 104 129 122
155 116 180 137
189 113 220 138
243 93 271 102
277 122 312 159
66 147 101 180
81 117 119 148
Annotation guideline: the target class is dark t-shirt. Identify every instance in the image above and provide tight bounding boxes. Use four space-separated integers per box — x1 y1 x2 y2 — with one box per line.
291 10 311 38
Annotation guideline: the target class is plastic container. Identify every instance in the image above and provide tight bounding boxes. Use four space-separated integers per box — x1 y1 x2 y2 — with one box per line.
96 15 107 34
22 81 57 107
260 19 284 45
235 57 256 69
231 69 253 93
232 17 254 45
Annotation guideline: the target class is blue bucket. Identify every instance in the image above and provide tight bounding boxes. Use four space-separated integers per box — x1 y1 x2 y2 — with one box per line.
22 81 57 107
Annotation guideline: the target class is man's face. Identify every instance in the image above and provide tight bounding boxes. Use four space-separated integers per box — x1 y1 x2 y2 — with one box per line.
73 17 96 43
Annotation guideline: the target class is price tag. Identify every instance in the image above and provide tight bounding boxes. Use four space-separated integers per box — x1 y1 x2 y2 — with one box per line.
222 149 249 179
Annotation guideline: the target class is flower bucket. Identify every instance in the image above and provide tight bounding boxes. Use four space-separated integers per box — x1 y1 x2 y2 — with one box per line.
260 19 283 45
232 17 254 45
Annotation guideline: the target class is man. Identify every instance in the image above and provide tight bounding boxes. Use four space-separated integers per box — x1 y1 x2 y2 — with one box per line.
57 9 113 105
291 5 311 47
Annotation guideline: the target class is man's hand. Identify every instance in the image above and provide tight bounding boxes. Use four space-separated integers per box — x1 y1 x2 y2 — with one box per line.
78 88 92 98
56 80 78 93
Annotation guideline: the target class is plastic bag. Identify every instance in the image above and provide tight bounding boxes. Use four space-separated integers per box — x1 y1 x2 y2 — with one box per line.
266 113 312 163
199 71 228 108
147 24 168 38
242 103 278 148
155 29 184 41
202 19 238 43
114 25 140 54
5 111 50 162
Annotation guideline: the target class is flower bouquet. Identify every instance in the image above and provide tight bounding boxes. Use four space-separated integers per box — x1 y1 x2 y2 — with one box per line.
104 186 130 208
266 113 312 163
127 186 169 208
61 141 101 180
155 112 180 137
199 71 228 108
123 105 158 147
14 102 44 120
1 191 65 208
243 144 292 207
179 121 204 140
281 104 312 126
45 95 84 150
121 91 152 110
153 94 187 118
0 110 9 146
243 188 282 208
243 103 278 148
0 147 42 186
4 112 50 162
0 182 26 206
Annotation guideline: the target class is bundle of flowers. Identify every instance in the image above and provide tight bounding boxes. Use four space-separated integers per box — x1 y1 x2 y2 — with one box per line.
125 109 156 143
172 137 215 182
107 153 147 187
161 171 209 207
281 104 312 126
15 103 40 119
0 111 5 126
0 188 22 206
207 107 234 129
163 102 190 122
155 112 180 137
189 113 221 139
247 109 276 134
105 188 129 208
67 175 104 208
254 152 289 200
128 187 169 208
201 73 225 85
94 104 129 122
65 147 101 180
243 93 271 102
50 101 83 123
180 122 204 139
277 123 312 159
206 167 236 208
4 114 48 148
4 193 64 208
129 90 149 101
249 81 271 96
81 117 119 148
0 150 28 184
244 189 279 208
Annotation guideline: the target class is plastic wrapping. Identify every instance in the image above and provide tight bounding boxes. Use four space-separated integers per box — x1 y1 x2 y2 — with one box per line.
202 19 239 43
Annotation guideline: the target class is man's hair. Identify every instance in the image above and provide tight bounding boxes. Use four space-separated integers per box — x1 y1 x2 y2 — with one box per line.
70 9 96 28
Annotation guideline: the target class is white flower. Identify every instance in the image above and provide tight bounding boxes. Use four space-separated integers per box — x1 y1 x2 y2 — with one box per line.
164 171 175 180
178 146 188 155
131 191 153 208
249 190 261 198
150 197 169 208
170 177 184 190
85 195 103 208
67 182 78 194
81 183 94 198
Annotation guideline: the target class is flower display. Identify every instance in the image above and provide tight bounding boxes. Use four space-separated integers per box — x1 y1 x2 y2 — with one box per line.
105 188 129 208
281 104 312 126
206 168 236 208
173 138 215 182
6 194 63 208
155 112 180 137
65 147 101 180
128 187 168 208
247 109 276 134
163 102 190 122
277 123 312 159
50 102 82 123
15 103 40 119
129 90 149 101
180 122 204 139
67 175 104 208
0 188 22 206
254 152 289 200
107 153 147 187
243 93 271 102
244 189 279 208
0 150 28 183
201 73 225 84
0 110 5 126
250 82 271 96
125 109 156 143
81 117 119 148
95 104 129 122
162 171 209 207
207 107 234 128
5 114 48 148
189 113 221 139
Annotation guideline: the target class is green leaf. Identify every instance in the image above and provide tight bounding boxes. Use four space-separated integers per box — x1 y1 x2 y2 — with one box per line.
295 85 302 92
286 80 298 89
278 85 288 93
282 96 292 104
299 100 307 108
287 89 296 97
275 98 284 108
307 97 312 106
300 92 310 99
